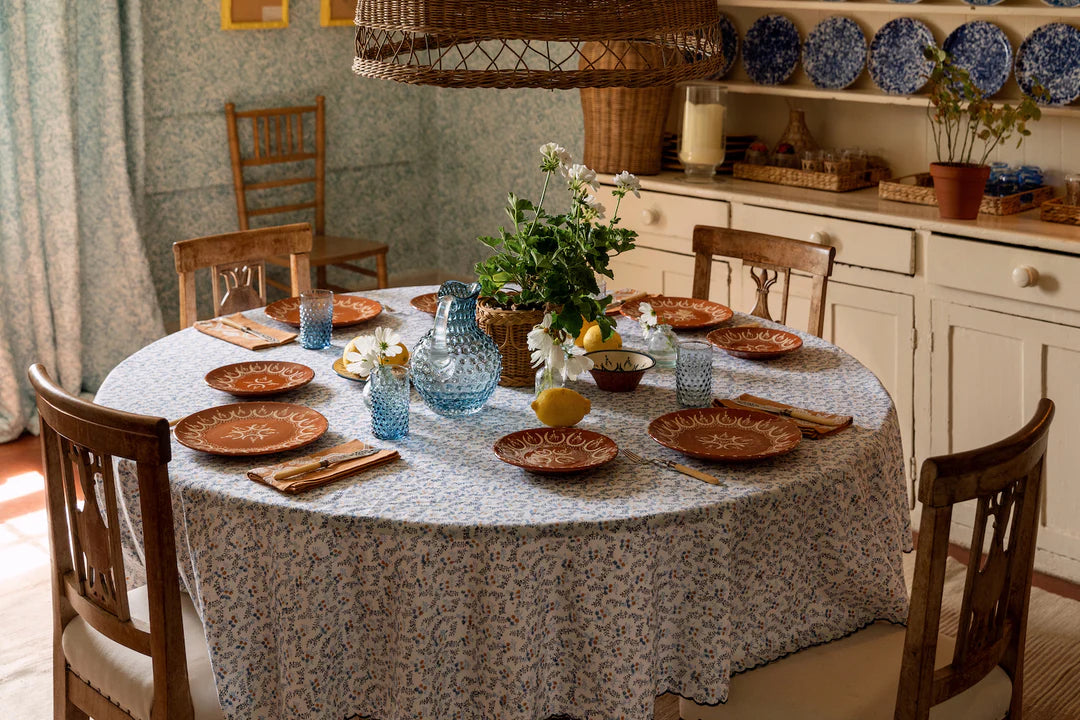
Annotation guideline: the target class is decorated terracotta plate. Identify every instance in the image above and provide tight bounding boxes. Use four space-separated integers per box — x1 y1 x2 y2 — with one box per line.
410 293 438 315
706 326 803 360
174 402 328 456
204 361 314 397
493 428 618 474
264 295 383 328
619 296 733 330
332 357 366 382
648 408 801 461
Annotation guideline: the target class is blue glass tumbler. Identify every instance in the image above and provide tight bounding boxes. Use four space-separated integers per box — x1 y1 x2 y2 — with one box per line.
676 341 714 407
299 289 333 349
370 365 410 440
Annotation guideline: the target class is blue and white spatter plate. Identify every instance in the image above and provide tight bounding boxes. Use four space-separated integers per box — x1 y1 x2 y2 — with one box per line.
803 17 867 90
1041 0 1080 7
869 18 936 96
1015 23 1080 106
711 12 740 80
743 14 801 86
943 21 1012 97
961 0 1005 6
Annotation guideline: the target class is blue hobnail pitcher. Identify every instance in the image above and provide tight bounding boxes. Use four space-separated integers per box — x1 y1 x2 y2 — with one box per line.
411 281 502 416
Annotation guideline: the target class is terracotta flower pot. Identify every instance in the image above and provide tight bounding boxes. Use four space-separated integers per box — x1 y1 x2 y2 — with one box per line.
929 162 990 220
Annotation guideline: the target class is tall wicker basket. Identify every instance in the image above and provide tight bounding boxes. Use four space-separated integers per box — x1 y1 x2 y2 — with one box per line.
475 300 546 387
579 41 683 175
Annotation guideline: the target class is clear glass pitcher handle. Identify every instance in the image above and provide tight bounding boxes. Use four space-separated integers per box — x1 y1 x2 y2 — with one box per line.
429 294 454 377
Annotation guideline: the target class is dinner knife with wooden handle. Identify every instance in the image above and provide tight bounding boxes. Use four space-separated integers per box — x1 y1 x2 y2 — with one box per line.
273 448 380 481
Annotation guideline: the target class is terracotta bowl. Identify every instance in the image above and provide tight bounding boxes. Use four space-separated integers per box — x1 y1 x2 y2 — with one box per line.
586 350 655 392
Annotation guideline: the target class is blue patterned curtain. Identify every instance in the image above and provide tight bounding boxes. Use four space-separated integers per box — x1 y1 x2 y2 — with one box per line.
0 0 163 441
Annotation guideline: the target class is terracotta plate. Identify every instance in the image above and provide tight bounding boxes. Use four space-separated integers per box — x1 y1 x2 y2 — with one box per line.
493 428 618 474
174 402 328 456
620 296 733 329
648 407 801 461
204 361 314 397
706 326 803 360
332 357 366 382
264 295 383 328
410 293 438 315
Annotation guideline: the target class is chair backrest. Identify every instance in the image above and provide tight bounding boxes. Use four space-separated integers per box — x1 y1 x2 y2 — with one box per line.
691 226 836 337
897 398 1055 720
225 96 326 235
172 223 313 328
28 363 195 719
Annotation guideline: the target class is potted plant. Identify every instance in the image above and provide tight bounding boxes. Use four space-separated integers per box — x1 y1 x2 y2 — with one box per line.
474 143 639 386
923 46 1044 220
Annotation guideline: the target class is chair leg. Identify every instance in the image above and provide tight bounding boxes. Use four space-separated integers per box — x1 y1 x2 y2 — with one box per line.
376 252 388 289
316 266 328 289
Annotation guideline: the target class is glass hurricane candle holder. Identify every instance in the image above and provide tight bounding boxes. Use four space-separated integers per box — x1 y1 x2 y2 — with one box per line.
678 82 727 182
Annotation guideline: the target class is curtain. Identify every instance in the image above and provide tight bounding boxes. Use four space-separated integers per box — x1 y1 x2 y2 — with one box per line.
0 0 163 442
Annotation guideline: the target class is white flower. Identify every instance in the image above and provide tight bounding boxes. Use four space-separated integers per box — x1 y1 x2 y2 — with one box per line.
567 163 599 191
637 301 658 331
344 335 379 376
584 194 606 219
527 313 557 368
614 171 641 198
562 341 594 380
373 326 403 358
539 142 572 166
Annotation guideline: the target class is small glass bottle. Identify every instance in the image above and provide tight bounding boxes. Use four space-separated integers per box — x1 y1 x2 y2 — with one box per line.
645 324 678 368
535 363 567 396
1065 173 1080 207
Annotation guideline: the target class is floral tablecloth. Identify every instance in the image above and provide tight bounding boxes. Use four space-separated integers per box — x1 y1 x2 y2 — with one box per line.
95 285 911 720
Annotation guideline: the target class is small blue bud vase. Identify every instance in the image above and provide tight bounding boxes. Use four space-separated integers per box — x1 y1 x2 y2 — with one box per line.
369 365 410 440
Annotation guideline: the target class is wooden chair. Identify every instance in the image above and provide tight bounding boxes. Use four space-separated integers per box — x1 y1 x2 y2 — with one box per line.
681 398 1056 720
225 95 389 292
172 222 313 329
28 363 223 720
691 226 836 337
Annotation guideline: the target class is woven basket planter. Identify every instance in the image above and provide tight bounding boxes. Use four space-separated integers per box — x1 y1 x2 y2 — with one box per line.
476 299 546 387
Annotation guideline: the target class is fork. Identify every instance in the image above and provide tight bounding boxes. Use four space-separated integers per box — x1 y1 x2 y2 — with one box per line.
621 449 724 486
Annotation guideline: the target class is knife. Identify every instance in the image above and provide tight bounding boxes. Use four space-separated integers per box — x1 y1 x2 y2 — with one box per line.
730 399 847 426
273 448 381 481
217 317 279 344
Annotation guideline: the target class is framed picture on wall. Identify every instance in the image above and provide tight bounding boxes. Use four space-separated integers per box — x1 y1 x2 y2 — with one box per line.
221 0 289 30
321 0 355 27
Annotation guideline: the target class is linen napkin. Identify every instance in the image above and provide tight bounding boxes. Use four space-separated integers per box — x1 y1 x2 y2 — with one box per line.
195 313 296 350
248 439 400 494
714 394 853 439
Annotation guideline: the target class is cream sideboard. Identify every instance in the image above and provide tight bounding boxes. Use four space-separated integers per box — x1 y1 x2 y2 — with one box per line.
601 174 1080 583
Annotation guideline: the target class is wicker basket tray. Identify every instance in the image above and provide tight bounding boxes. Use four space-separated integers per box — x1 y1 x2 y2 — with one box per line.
1040 198 1080 226
733 162 890 193
879 173 1054 216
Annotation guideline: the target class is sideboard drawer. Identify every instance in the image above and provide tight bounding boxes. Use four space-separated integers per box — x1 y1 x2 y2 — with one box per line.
606 187 729 247
927 234 1080 310
731 205 915 275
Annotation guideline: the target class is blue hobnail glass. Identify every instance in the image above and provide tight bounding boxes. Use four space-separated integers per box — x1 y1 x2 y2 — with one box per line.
370 365 410 440
410 281 502 416
299 290 333 349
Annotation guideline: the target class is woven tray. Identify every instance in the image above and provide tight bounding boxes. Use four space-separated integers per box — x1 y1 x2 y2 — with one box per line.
733 162 891 193
879 173 1054 216
1040 198 1080 226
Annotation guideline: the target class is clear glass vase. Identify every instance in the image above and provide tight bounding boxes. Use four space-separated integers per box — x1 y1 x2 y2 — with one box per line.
534 363 567 396
369 365 410 440
645 324 678 368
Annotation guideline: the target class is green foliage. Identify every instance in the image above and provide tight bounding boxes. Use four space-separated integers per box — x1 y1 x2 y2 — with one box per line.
924 46 1045 167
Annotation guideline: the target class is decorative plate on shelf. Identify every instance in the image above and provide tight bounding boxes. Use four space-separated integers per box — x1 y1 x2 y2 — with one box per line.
648 408 801 462
869 18 936 96
711 13 740 79
705 326 803 360
1041 0 1080 7
887 0 922 4
410 293 438 315
802 17 867 90
943 22 1012 98
204 361 314 397
493 428 618 474
174 402 328 456
960 0 1005 6
619 296 733 330
264 295 383 328
742 14 801 86
1015 23 1080 106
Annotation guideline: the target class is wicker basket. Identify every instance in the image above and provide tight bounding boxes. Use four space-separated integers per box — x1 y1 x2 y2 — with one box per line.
476 299 546 387
880 173 1055 216
1040 198 1080 226
733 163 890 193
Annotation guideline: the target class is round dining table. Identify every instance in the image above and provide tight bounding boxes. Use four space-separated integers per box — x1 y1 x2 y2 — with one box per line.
96 285 912 720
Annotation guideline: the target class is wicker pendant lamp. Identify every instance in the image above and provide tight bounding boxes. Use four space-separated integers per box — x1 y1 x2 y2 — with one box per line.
352 0 724 89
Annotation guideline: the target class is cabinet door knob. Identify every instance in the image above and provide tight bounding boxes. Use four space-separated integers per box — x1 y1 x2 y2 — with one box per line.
809 231 830 245
1012 265 1039 288
641 208 660 226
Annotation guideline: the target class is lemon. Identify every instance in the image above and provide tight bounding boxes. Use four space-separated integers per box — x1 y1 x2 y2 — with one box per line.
575 318 599 348
531 388 592 428
582 325 622 353
381 343 410 366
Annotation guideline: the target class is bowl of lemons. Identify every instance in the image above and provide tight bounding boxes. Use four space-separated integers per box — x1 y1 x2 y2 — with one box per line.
585 350 655 392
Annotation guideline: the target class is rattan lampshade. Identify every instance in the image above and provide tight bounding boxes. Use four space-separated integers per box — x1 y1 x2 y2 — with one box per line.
352 0 724 89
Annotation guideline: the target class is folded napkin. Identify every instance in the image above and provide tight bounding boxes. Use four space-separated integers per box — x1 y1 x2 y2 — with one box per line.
606 289 650 314
248 439 399 494
714 394 853 439
195 313 296 350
